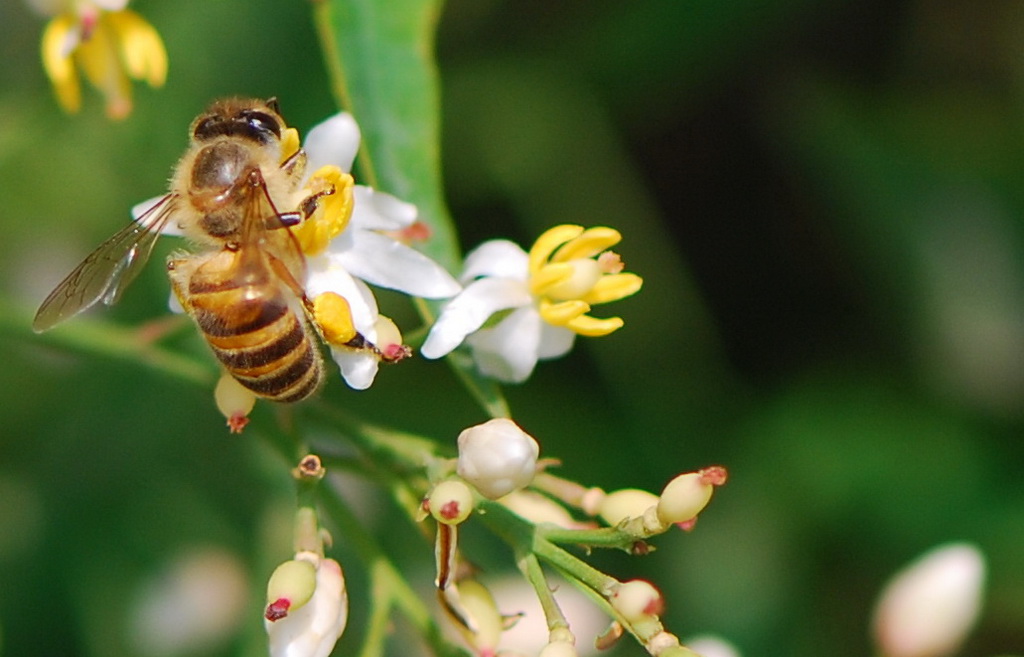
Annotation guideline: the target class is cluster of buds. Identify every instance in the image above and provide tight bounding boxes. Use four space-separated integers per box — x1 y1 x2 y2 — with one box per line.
578 466 728 536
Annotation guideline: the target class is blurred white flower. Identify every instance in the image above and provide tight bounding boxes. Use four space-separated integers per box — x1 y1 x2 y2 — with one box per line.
127 546 249 657
872 543 985 657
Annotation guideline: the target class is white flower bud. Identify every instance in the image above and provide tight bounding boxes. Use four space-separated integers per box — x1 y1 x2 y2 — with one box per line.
539 639 578 657
454 579 504 654
457 418 539 499
872 543 985 657
657 472 713 525
265 556 348 657
427 479 474 525
598 489 659 527
214 373 256 434
609 580 663 623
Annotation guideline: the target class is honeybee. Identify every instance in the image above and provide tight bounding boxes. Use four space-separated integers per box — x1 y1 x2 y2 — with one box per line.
34 97 361 402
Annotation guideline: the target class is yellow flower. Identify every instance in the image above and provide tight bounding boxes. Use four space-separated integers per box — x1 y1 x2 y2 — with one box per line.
36 0 167 119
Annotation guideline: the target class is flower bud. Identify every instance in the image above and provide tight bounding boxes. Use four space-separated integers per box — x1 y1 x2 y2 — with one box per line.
427 480 474 525
610 580 664 623
539 638 578 657
214 373 256 433
872 543 985 657
454 579 504 655
265 555 348 657
598 489 659 527
265 557 317 621
457 418 539 499
656 467 726 526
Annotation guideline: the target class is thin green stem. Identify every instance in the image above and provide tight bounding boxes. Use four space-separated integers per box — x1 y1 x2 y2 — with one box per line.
518 552 569 634
319 480 466 657
0 299 212 387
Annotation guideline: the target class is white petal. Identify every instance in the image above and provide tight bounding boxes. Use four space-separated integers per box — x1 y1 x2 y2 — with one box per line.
330 347 379 390
304 255 380 336
536 323 576 359
467 306 542 383
304 113 361 174
337 230 460 299
420 279 532 359
461 240 529 283
132 195 184 237
351 186 418 231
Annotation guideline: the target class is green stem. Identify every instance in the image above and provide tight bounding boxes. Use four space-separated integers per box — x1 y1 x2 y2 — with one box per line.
0 299 212 387
517 553 569 634
319 481 467 657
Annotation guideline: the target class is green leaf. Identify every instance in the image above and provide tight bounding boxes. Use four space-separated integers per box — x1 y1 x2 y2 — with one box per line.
315 0 511 418
315 0 460 271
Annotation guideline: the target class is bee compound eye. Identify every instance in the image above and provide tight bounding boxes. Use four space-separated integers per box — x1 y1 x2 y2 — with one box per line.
192 115 220 141
241 111 282 140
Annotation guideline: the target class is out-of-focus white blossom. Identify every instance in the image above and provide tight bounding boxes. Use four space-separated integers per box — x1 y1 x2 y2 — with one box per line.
872 543 985 657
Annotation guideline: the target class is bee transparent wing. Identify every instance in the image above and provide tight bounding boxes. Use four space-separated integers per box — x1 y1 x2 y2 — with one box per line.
32 195 178 332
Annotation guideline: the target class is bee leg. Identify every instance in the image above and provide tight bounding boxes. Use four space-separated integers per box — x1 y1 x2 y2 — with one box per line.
280 147 307 179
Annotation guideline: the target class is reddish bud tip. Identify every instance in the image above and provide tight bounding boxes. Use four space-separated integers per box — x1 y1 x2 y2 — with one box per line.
227 413 249 434
440 500 462 521
699 466 728 486
264 597 291 621
676 517 698 532
382 344 412 362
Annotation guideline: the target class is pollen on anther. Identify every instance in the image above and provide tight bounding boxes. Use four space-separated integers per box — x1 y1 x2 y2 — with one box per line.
598 251 624 274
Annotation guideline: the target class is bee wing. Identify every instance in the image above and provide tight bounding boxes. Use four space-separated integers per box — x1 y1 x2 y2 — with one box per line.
32 195 178 332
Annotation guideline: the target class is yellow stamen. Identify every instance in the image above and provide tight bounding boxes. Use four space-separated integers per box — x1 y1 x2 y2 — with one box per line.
41 15 81 113
538 299 590 327
528 224 583 274
293 167 355 256
312 293 357 345
552 227 622 263
580 273 643 305
565 315 624 337
528 262 574 296
280 127 301 164
107 10 167 87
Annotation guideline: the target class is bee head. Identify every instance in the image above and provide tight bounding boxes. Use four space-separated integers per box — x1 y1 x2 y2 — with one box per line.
191 98 285 145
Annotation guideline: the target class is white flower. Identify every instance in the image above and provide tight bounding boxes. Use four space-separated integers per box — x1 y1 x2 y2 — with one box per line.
421 225 642 383
456 418 539 499
872 543 985 657
265 552 348 657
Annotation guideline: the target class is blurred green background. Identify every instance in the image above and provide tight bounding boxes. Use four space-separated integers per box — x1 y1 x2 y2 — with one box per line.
1 1 1023 656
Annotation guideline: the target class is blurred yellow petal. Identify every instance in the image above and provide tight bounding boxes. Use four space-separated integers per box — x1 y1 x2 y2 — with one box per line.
75 17 133 119
107 9 167 86
565 314 623 337
580 273 643 305
528 224 582 274
41 15 81 113
552 226 621 262
538 299 589 326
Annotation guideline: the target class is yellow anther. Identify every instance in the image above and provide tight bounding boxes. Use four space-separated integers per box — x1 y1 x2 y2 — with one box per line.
566 314 624 337
108 10 167 87
279 127 301 164
538 299 590 327
552 227 622 263
529 262 574 296
528 225 584 274
312 293 357 345
293 167 355 256
580 273 643 305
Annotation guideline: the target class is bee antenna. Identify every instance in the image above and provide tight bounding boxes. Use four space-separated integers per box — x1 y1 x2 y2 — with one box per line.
266 97 281 114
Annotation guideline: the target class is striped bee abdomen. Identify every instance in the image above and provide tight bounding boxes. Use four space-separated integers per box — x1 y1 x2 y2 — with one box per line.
188 281 323 403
